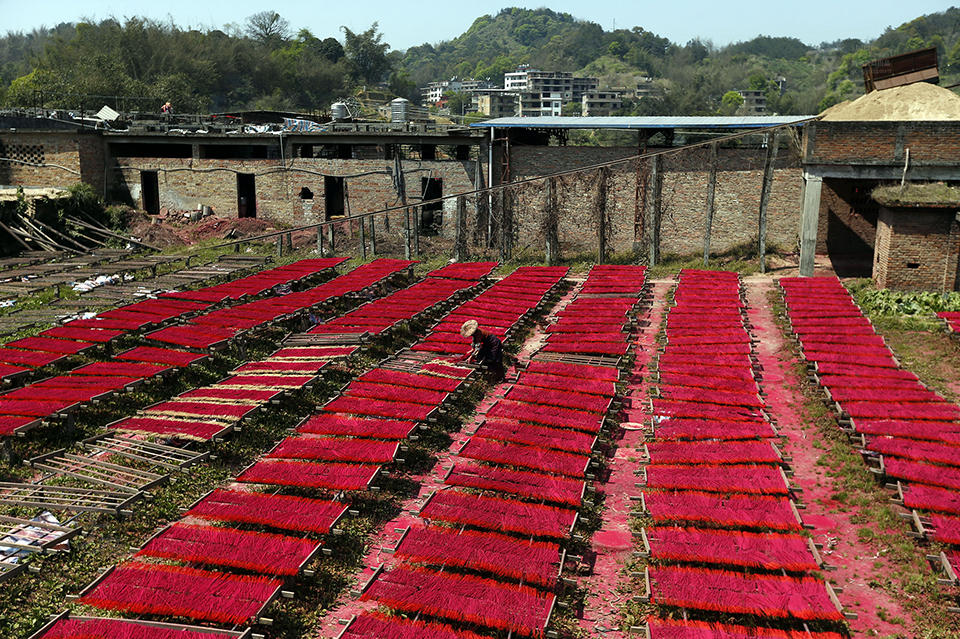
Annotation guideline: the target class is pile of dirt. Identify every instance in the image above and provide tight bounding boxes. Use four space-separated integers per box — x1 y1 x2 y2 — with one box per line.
191 216 274 241
124 211 279 249
820 82 960 121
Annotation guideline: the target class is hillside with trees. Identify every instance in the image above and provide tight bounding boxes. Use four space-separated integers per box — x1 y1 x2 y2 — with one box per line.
0 7 958 116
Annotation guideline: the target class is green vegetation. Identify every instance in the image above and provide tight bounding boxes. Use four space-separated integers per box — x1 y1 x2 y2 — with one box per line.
1 7 959 116
847 279 960 403
849 279 960 325
0 16 402 114
872 182 960 207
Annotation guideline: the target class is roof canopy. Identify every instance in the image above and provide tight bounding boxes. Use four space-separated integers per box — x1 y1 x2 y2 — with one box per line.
470 116 815 130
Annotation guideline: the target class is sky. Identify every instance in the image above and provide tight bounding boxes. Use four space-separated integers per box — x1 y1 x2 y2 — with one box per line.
0 1 953 51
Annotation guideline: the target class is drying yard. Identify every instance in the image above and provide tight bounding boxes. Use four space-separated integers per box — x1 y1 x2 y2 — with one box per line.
0 249 956 639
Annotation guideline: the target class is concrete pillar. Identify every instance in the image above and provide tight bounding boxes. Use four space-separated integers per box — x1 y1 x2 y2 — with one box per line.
799 173 823 277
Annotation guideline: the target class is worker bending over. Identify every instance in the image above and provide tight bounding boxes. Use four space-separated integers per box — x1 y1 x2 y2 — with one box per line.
460 319 504 381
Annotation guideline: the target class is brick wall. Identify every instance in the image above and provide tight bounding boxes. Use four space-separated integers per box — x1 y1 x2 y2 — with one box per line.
805 121 960 166
0 131 87 190
110 157 476 230
816 178 879 255
509 145 802 256
873 206 960 292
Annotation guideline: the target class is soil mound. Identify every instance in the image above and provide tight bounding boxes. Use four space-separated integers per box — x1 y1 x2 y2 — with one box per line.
820 82 960 121
124 211 278 249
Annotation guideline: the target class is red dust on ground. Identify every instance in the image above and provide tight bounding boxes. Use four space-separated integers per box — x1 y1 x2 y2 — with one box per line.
315 279 579 638
744 277 914 637
575 279 672 637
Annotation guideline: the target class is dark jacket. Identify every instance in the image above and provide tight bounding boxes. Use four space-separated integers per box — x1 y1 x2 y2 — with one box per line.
473 331 503 366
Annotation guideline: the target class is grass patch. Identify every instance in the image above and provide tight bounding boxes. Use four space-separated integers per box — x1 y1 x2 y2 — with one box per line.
847 279 960 402
873 182 960 208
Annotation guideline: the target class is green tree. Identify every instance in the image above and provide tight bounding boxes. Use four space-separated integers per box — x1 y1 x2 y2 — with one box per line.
319 37 345 62
342 23 391 84
748 73 768 90
718 90 744 115
389 70 418 101
245 11 290 48
443 91 471 115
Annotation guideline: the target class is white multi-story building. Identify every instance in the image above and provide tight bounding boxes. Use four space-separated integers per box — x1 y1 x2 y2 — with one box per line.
518 91 565 117
422 78 492 105
503 67 600 117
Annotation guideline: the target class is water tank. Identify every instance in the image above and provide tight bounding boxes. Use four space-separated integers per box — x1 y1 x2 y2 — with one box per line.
390 98 410 123
331 102 348 120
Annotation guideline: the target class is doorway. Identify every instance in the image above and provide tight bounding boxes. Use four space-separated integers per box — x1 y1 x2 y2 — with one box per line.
140 171 159 215
325 176 345 220
420 177 442 235
237 173 256 218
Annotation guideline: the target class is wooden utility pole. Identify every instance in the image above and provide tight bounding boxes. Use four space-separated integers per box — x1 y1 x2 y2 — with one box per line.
500 187 513 262
413 206 421 257
474 147 488 247
317 224 324 254
703 142 719 267
758 131 780 273
648 154 663 266
633 133 649 253
454 195 468 261
404 207 412 260
596 167 609 264
368 215 377 256
359 214 367 260
544 177 560 266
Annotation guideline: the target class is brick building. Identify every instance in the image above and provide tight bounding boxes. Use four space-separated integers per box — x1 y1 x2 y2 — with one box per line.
872 203 960 291
800 119 960 286
0 117 482 237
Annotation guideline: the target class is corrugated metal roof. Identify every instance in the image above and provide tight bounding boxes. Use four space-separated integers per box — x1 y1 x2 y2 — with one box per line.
469 116 816 129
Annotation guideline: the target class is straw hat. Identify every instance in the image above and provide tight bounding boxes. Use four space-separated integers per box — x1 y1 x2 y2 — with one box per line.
460 319 479 338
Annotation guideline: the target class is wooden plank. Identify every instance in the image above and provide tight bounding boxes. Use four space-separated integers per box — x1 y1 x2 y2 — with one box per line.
703 141 719 266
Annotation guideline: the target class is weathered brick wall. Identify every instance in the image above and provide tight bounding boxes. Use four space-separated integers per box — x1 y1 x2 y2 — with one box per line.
805 121 960 166
873 206 960 292
110 157 476 230
78 136 108 196
816 179 879 254
509 145 802 256
0 131 87 189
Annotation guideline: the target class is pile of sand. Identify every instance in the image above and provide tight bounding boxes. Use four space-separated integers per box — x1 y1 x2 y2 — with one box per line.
820 82 960 121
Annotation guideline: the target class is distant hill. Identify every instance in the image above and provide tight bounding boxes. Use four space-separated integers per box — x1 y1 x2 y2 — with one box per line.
398 6 960 116
0 6 958 116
